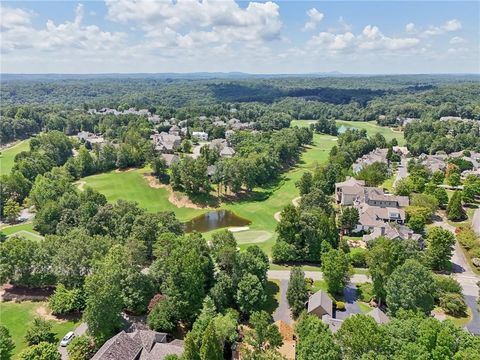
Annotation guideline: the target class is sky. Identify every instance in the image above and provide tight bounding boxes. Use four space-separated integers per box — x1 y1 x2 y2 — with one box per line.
0 0 479 74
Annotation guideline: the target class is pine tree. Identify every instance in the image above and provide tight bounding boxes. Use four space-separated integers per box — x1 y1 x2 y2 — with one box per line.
286 267 308 318
200 322 223 360
446 191 466 221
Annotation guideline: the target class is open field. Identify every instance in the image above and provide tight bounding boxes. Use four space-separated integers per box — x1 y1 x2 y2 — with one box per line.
0 301 79 358
0 139 30 176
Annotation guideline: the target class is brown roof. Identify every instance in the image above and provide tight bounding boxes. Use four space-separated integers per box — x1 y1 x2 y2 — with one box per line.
91 331 143 360
307 290 333 316
367 308 390 324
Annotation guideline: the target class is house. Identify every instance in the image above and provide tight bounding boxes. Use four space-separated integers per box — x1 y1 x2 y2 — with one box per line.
151 132 181 153
321 314 344 333
210 138 228 150
352 148 388 173
225 130 235 139
419 154 447 173
192 131 208 141
220 146 235 158
366 308 390 324
160 154 180 167
397 117 419 126
91 330 184 360
76 131 106 146
168 125 181 136
439 116 463 122
307 290 333 318
148 115 162 124
335 177 366 205
362 223 422 244
393 146 410 157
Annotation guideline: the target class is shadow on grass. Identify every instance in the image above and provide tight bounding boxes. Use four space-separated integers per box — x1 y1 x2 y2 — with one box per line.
262 280 280 315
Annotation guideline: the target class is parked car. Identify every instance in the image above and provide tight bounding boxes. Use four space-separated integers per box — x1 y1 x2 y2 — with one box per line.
60 331 75 347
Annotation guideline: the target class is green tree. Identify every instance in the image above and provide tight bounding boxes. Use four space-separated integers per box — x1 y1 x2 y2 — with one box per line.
439 293 467 316
339 207 359 234
385 259 435 315
407 215 425 234
19 342 61 360
447 172 461 187
3 198 21 224
433 188 449 208
295 171 313 196
366 237 419 304
236 274 266 316
147 298 178 333
83 246 127 343
425 227 456 271
25 318 56 346
321 249 351 295
286 267 308 318
336 314 385 360
356 162 389 187
394 177 415 196
295 313 341 360
199 322 222 360
245 311 283 352
183 333 201 360
48 284 84 315
66 335 96 360
447 191 467 221
0 325 15 360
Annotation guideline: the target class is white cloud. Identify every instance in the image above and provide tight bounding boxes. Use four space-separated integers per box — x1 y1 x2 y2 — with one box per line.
302 8 324 32
0 4 125 53
450 36 466 44
105 0 282 49
421 19 462 37
405 23 416 33
307 25 420 54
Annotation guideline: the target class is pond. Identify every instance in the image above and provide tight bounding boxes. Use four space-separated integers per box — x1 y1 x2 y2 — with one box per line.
183 210 251 233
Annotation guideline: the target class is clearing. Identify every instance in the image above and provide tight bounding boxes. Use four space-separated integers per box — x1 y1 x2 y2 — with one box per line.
0 139 30 176
0 301 79 358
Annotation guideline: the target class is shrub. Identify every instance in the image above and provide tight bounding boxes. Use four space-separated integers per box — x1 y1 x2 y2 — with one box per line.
67 335 96 360
456 227 478 250
356 283 374 303
440 293 467 316
25 318 56 346
147 298 177 333
49 284 84 315
349 248 367 267
335 301 346 311
433 275 462 300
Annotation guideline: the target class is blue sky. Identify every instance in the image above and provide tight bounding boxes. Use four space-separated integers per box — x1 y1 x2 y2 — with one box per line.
1 0 478 74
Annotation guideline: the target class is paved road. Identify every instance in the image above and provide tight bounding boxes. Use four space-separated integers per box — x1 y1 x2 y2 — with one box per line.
272 279 293 325
393 158 408 188
268 270 369 283
465 295 480 335
472 208 480 237
58 322 87 360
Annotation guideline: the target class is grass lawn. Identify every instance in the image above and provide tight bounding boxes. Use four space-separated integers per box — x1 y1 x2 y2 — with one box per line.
382 174 396 193
262 280 280 315
0 139 30 176
311 280 328 293
81 167 206 222
0 223 43 243
335 120 405 145
0 301 79 358
358 302 373 313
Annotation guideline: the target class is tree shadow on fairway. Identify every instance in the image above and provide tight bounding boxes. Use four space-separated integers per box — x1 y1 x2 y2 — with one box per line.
261 280 280 315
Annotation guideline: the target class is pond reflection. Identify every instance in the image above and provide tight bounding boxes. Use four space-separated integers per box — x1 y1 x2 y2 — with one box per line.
183 210 251 233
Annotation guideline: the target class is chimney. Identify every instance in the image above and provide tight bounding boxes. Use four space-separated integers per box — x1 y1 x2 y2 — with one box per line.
380 227 385 236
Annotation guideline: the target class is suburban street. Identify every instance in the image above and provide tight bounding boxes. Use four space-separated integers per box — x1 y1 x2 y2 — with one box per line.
393 157 408 188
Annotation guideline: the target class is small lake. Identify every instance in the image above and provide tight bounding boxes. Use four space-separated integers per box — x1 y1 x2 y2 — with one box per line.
183 210 251 233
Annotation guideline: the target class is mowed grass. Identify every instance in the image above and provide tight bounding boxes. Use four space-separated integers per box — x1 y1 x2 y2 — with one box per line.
291 119 405 146
0 139 30 176
0 222 43 243
0 301 79 358
82 168 206 222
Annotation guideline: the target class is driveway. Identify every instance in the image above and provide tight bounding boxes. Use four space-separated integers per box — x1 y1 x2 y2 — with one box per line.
335 283 361 320
272 279 294 325
393 158 408 188
58 322 87 360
